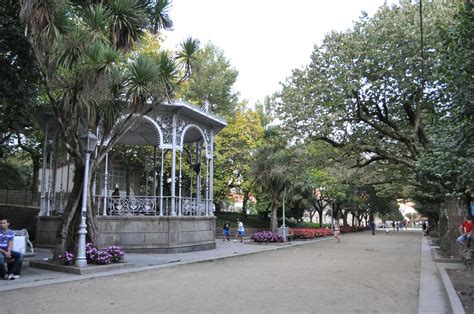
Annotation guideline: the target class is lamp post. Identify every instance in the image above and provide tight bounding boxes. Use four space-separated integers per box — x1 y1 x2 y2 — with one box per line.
281 187 287 242
75 130 97 267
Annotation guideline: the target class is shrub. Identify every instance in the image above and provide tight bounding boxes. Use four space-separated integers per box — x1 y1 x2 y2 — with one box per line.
251 231 282 242
59 251 74 265
106 246 125 262
289 228 333 239
340 226 369 233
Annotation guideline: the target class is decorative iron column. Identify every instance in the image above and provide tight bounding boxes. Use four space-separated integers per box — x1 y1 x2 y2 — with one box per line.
59 156 64 213
46 148 53 216
39 126 48 216
170 114 177 216
196 142 202 202
51 133 59 214
159 149 164 216
102 153 108 216
209 130 215 216
205 157 209 216
178 151 182 216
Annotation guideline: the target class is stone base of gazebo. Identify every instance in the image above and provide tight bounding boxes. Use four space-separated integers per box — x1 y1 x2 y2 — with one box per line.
36 216 216 253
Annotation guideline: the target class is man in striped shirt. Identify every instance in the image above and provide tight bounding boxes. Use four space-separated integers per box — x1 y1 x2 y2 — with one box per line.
0 218 23 280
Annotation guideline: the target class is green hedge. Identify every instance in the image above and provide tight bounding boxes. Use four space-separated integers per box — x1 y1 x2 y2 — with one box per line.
216 212 268 229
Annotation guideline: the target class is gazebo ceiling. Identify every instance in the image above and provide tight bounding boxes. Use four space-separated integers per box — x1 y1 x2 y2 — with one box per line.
118 124 159 146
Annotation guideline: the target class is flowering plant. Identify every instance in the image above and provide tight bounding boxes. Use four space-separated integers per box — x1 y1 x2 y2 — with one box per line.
94 250 112 265
251 231 282 243
59 251 74 265
289 228 333 239
106 246 125 262
340 226 369 233
86 242 98 263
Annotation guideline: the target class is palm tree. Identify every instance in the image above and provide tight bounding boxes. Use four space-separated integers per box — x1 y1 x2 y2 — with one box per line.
252 128 293 232
19 0 199 257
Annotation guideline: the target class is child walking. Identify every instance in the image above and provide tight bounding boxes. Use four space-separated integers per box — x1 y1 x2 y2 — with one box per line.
223 220 231 241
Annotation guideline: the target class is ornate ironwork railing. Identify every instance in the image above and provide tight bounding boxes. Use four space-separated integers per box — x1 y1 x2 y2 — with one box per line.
180 197 214 216
40 195 214 217
108 196 158 216
94 196 213 217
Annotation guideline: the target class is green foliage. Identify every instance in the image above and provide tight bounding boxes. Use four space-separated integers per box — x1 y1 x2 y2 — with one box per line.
0 0 41 157
181 42 239 118
214 107 264 207
276 2 457 170
215 212 268 229
273 1 473 227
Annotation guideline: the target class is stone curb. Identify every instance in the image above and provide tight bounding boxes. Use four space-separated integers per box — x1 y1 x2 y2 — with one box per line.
436 263 466 314
425 236 465 314
29 260 134 275
0 236 334 292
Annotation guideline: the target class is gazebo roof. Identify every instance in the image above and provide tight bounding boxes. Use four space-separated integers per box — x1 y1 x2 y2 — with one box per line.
116 100 227 147
152 100 227 131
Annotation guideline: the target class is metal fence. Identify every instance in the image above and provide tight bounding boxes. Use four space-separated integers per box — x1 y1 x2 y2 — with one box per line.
0 189 40 207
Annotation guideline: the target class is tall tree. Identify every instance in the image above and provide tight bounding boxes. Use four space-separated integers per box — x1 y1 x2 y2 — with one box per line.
276 2 456 170
213 106 264 210
19 0 199 256
181 42 239 118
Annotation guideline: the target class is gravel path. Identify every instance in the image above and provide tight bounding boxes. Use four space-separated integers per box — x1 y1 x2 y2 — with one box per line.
2 231 421 313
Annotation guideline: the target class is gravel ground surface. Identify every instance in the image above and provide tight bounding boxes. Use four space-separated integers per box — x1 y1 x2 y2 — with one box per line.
2 231 421 313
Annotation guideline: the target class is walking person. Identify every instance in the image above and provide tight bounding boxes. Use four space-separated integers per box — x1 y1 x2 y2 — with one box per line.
222 220 231 241
0 218 23 280
235 218 245 243
369 219 376 235
333 221 341 243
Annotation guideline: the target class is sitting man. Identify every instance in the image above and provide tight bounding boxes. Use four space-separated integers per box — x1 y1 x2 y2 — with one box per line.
0 218 23 280
456 217 472 252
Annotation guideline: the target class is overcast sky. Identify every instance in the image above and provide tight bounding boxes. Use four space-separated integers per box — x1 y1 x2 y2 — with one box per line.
163 0 398 106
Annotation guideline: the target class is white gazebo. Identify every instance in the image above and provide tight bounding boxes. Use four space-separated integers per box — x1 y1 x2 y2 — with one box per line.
36 100 226 253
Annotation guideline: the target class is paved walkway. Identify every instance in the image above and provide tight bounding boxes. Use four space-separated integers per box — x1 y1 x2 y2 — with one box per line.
1 229 449 313
0 237 331 292
418 236 449 313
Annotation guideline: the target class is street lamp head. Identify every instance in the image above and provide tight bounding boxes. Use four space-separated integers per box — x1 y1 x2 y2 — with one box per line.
80 130 98 153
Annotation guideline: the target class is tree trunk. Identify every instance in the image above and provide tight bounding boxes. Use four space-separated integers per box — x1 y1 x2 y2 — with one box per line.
445 197 464 257
270 192 278 233
318 208 323 227
214 202 222 215
31 155 41 205
242 189 249 218
54 164 84 259
53 161 100 259
342 209 349 226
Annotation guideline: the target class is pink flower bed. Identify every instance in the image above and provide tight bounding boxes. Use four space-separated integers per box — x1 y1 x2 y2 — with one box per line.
289 228 334 239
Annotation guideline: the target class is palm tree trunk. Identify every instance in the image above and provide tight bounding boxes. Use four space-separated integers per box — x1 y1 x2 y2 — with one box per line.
54 164 84 259
53 160 100 259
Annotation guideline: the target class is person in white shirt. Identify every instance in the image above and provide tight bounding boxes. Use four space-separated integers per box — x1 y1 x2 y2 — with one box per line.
236 218 245 243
